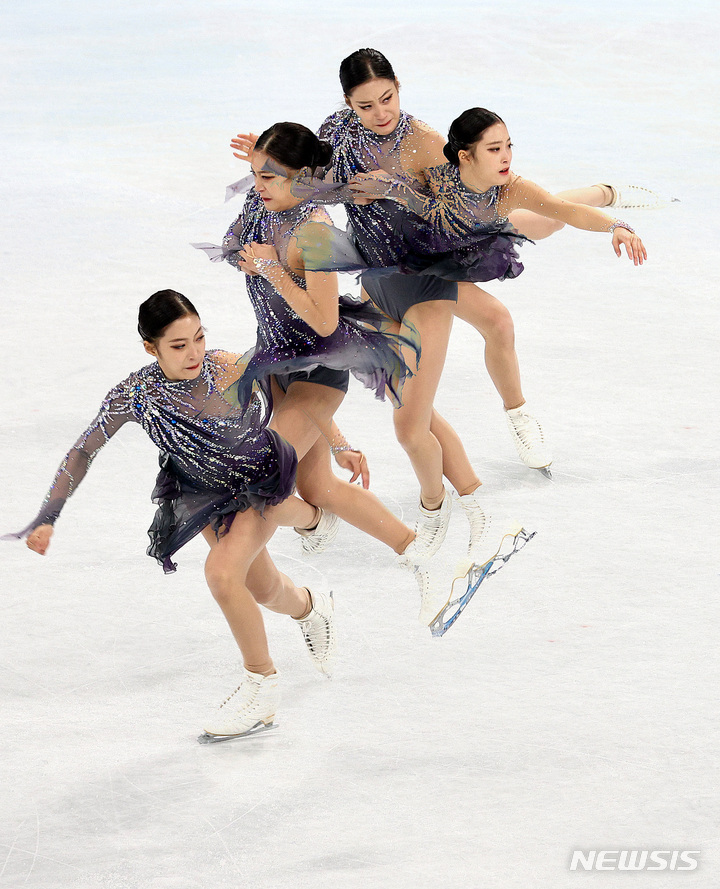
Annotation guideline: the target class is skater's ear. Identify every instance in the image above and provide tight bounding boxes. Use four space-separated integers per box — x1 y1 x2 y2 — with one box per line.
143 339 158 358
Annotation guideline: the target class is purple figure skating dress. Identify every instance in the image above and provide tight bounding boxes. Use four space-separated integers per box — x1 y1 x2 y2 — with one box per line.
5 352 296 573
315 107 527 283
202 190 419 408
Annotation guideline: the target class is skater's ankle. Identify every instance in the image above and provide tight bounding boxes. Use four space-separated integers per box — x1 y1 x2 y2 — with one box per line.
292 587 313 621
395 530 416 556
504 399 526 412
594 183 616 207
244 661 276 677
420 489 445 511
299 506 322 532
457 480 482 497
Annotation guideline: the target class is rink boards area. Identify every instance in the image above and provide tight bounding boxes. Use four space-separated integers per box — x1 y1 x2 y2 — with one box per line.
1 2 718 887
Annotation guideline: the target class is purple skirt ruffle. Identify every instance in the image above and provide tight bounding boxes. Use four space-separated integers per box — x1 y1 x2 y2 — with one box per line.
146 429 297 573
224 296 420 414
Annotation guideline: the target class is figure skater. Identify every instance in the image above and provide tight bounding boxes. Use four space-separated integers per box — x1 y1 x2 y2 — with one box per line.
351 106 647 267
5 290 338 742
202 123 450 624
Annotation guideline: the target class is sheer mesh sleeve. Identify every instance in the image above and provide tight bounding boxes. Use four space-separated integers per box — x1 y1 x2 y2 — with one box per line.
497 176 616 231
6 383 136 538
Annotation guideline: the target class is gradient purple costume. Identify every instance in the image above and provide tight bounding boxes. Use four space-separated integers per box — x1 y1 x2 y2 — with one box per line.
314 107 527 282
6 352 296 573
200 191 418 408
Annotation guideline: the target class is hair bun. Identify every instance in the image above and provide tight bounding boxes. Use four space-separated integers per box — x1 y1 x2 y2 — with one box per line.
316 140 334 168
443 142 458 164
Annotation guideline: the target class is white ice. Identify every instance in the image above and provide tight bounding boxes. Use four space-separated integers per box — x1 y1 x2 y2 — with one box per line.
1 2 719 887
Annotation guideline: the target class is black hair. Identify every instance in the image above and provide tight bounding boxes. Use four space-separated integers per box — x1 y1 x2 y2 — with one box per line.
255 122 333 173
138 289 199 342
444 108 505 165
339 48 396 96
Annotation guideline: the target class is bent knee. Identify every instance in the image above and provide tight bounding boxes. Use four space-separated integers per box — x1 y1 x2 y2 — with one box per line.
204 560 245 604
296 476 335 508
393 414 430 454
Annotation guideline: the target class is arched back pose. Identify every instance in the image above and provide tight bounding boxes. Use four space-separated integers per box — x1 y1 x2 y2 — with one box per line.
4 290 338 742
210 123 450 625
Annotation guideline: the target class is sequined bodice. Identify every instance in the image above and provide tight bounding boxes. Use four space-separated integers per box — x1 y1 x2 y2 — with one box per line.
223 194 320 353
317 109 429 266
126 356 270 488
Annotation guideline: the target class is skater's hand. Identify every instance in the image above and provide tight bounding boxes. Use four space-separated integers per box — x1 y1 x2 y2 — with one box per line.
334 449 370 488
238 242 279 276
231 132 258 163
26 524 53 556
613 228 647 265
348 171 395 204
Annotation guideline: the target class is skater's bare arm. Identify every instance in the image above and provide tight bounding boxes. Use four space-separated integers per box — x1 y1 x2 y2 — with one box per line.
499 177 647 264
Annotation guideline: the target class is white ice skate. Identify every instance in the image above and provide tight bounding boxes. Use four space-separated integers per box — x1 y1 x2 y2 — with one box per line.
294 508 340 555
412 489 452 559
505 404 552 477
198 669 280 744
397 540 445 626
456 491 491 561
294 589 337 677
602 183 679 211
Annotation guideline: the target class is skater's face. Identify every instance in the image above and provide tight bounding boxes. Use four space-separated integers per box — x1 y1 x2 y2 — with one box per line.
250 151 303 212
458 122 513 192
345 78 401 135
144 314 206 381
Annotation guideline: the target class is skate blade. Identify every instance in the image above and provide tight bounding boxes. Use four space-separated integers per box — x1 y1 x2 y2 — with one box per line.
429 524 536 638
197 720 278 744
536 466 553 479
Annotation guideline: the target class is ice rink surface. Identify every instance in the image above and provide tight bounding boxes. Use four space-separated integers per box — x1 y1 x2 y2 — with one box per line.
1 1 719 886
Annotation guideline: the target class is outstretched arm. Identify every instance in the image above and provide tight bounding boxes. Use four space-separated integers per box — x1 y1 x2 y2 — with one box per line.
500 177 647 264
7 389 134 555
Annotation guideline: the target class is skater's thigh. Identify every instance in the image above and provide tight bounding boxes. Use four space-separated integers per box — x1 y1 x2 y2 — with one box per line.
294 436 337 504
202 509 278 579
454 283 513 335
270 381 344 460
394 300 454 427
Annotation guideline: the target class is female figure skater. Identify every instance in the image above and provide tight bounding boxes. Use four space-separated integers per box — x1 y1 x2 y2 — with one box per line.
6 290 338 742
207 122 448 624
364 106 647 268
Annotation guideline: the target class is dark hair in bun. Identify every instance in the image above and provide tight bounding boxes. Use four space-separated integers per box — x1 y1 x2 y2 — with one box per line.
339 48 396 95
256 122 333 173
138 289 199 342
444 108 505 166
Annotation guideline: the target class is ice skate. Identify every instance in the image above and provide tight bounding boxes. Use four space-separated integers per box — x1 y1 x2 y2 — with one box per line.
456 491 490 561
294 508 340 555
505 404 552 477
412 488 452 559
429 524 536 638
198 669 280 744
294 589 337 676
600 183 678 211
397 541 445 626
